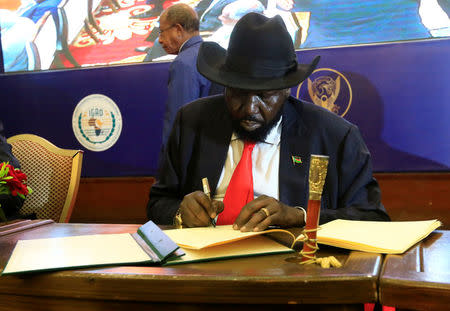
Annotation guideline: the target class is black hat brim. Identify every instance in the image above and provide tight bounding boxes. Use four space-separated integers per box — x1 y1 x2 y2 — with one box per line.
197 42 320 91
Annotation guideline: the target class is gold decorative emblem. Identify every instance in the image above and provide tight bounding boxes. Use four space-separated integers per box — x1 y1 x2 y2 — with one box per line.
308 155 329 201
72 94 122 152
308 76 340 114
296 68 352 117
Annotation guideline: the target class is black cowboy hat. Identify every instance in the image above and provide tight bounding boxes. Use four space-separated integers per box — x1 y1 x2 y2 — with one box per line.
197 12 320 91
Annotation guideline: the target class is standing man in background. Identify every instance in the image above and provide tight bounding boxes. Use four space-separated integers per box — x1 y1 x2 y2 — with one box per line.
157 3 223 151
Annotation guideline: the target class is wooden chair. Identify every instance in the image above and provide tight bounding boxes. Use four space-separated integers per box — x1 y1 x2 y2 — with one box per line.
7 134 83 223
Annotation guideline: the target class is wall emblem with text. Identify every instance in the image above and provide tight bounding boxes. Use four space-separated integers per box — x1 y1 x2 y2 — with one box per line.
72 94 122 152
296 68 352 117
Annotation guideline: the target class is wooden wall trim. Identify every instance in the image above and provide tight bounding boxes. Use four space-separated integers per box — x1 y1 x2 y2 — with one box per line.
70 177 155 224
374 172 449 229
70 173 449 229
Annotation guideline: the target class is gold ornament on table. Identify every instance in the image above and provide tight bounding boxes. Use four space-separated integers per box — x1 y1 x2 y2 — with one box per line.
308 155 329 201
289 155 342 268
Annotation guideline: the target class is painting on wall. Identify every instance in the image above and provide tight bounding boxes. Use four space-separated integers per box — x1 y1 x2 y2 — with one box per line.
1 0 449 73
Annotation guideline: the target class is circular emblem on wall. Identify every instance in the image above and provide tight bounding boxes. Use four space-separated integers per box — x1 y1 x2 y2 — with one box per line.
72 94 122 152
296 68 352 117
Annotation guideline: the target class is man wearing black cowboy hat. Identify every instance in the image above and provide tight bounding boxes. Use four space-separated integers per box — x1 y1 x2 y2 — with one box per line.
147 12 389 230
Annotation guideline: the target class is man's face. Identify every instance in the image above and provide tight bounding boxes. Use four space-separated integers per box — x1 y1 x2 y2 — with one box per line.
158 16 183 55
225 87 290 141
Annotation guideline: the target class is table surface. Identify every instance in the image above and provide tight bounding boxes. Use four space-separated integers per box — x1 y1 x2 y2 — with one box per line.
0 222 383 310
379 230 450 311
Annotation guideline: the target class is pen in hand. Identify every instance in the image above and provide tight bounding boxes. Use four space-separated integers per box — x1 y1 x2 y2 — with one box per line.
202 177 216 227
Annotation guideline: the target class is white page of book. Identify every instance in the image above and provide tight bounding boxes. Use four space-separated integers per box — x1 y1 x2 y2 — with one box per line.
164 225 296 250
167 235 293 265
3 233 151 274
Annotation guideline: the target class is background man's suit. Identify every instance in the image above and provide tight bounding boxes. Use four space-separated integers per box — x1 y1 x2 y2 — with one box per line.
161 35 218 147
148 95 390 224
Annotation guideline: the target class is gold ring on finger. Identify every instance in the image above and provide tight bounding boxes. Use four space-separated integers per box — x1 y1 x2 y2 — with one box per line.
261 207 270 217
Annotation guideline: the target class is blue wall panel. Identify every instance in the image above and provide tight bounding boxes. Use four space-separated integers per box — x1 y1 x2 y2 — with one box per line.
1 38 449 176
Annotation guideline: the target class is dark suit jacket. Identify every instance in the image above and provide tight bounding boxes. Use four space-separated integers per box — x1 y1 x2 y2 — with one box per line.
0 120 25 219
148 95 390 225
0 121 20 168
162 36 223 148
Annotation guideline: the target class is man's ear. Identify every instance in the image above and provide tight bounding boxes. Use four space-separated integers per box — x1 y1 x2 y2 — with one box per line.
174 23 184 34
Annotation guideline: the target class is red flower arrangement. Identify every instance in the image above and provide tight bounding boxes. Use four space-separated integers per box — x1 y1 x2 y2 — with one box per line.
0 162 32 221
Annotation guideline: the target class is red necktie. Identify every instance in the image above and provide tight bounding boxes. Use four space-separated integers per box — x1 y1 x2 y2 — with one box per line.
217 141 256 225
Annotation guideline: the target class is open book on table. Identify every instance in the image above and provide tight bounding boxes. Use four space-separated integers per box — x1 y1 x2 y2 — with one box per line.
163 218 442 260
2 221 181 275
2 222 295 275
163 226 296 265
2 219 441 274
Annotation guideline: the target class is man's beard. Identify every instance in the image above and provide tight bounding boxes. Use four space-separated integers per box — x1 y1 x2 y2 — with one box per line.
231 108 283 142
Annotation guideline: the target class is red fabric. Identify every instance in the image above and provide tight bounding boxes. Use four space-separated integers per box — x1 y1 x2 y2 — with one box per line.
364 303 396 311
217 141 256 225
364 303 374 311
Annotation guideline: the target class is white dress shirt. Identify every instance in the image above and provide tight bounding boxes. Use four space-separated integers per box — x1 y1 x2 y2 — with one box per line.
213 118 282 202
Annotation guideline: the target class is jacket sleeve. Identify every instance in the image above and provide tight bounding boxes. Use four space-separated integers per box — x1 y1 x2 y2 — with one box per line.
0 133 20 169
319 125 390 224
147 110 185 225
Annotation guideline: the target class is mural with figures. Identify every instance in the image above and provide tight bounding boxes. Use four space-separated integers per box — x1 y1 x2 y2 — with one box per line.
1 0 449 73
0 0 449 177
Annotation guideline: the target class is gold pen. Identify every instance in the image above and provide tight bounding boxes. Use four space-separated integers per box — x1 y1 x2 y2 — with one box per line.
202 177 216 227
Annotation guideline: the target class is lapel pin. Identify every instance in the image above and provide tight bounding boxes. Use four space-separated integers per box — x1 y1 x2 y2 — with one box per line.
291 155 303 165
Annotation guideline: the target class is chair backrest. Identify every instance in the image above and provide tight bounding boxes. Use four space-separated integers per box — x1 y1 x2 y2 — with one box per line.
7 134 83 223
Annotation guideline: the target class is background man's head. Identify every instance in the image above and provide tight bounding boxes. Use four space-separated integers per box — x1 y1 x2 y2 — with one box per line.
158 3 199 55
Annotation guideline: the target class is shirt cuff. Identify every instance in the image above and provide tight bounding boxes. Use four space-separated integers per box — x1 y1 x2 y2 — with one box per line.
294 206 307 226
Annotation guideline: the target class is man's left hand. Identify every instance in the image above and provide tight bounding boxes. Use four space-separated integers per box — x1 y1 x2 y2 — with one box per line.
233 195 305 232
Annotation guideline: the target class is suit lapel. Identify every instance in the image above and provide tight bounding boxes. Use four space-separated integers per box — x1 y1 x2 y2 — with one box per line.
279 99 311 209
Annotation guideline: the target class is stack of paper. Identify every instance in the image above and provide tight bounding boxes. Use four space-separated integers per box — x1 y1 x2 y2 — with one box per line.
316 219 442 254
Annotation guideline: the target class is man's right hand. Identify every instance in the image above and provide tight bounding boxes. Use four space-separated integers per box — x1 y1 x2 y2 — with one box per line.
178 191 224 227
